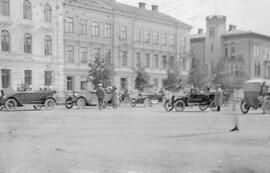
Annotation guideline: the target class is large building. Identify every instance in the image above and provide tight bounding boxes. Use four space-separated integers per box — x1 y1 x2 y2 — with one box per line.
0 0 65 96
191 15 270 87
63 0 192 93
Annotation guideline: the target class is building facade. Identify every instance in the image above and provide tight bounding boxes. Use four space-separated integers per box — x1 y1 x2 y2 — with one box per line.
63 0 191 93
0 0 65 96
191 15 270 87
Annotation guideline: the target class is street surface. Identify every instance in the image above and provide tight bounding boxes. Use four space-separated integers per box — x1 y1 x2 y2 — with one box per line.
0 103 270 173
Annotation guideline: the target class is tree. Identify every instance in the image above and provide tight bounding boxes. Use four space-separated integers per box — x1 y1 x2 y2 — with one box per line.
187 58 208 88
212 58 226 86
134 64 150 91
88 57 115 89
163 69 182 91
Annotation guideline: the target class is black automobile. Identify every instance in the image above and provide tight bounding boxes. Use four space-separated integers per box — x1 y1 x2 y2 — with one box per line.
164 92 216 112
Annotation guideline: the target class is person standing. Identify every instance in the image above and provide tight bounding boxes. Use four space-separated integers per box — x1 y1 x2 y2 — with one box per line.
96 84 105 110
112 86 119 108
215 85 223 112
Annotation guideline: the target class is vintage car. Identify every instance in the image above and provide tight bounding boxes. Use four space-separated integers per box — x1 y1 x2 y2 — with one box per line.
240 79 270 114
164 92 216 112
0 89 57 111
130 93 152 107
65 90 114 109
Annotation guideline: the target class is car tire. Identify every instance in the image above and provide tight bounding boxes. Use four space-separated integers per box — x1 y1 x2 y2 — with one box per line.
0 104 4 111
210 100 217 112
77 97 86 109
240 100 249 114
174 100 185 112
199 105 208 111
131 98 136 107
45 98 56 111
164 99 174 112
65 98 74 109
5 98 17 111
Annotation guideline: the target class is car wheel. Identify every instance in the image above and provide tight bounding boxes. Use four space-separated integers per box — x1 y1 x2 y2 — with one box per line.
0 104 4 111
124 96 130 104
77 97 86 109
240 100 249 114
5 98 17 111
174 100 185 112
164 99 174 112
144 98 152 107
131 98 136 107
65 98 74 109
45 98 56 111
199 105 208 111
210 100 217 112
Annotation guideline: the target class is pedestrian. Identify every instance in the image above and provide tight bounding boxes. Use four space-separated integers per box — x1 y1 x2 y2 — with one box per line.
215 85 223 112
112 86 119 108
96 83 105 110
260 81 269 114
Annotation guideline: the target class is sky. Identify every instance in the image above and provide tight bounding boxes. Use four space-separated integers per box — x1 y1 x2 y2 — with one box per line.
117 0 270 35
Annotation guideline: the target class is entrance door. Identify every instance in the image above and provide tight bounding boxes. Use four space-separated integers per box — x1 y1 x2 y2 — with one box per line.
120 78 127 91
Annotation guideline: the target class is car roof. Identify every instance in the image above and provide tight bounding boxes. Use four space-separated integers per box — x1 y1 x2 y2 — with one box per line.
245 78 270 86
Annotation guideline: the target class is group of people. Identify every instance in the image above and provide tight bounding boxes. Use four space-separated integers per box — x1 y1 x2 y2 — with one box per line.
96 84 119 110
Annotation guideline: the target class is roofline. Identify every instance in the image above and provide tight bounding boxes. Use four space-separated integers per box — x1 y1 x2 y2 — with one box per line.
221 32 270 41
190 36 205 43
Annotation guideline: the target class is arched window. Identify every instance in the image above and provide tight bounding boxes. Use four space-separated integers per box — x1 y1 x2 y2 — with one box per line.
44 4 52 23
224 44 229 57
23 0 31 19
230 43 236 58
255 60 261 77
1 30 10 51
0 0 9 16
44 35 52 55
24 33 32 53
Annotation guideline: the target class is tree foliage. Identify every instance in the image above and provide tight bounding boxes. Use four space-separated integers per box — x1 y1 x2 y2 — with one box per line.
134 64 150 91
88 57 115 89
187 58 208 88
163 69 182 91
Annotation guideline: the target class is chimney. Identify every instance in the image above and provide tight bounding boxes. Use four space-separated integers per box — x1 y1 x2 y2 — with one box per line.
151 5 159 12
229 24 237 31
198 28 203 34
138 2 146 9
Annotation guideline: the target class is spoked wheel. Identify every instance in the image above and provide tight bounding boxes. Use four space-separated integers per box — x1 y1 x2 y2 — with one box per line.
174 100 185 112
164 99 174 112
5 98 17 111
77 97 86 109
0 104 5 111
45 98 56 111
131 98 136 107
65 98 74 109
210 100 217 112
144 98 152 107
240 100 250 114
199 105 208 111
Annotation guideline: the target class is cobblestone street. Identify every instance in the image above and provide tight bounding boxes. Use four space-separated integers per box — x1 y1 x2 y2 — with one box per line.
0 104 270 173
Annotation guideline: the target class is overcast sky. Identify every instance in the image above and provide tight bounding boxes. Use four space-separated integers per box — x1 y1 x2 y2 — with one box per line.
117 0 270 35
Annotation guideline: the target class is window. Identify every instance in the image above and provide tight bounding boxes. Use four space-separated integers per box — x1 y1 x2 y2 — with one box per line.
1 69 10 88
44 4 52 23
24 70 32 87
225 46 228 57
169 34 174 47
154 55 159 69
105 49 111 65
162 56 167 70
231 46 235 58
104 23 112 38
44 71 52 86
44 35 52 56
254 43 259 57
1 30 10 51
23 0 31 20
135 29 140 42
122 51 128 67
161 34 167 46
255 61 261 77
80 47 87 64
211 44 214 52
65 17 73 33
24 33 32 54
80 77 88 90
79 19 87 35
146 53 150 68
136 52 141 65
180 37 186 49
0 0 9 16
210 27 215 37
66 76 73 91
120 26 127 40
92 48 101 60
66 45 74 63
153 32 159 45
92 21 99 37
144 30 150 43
182 57 186 71
169 56 174 69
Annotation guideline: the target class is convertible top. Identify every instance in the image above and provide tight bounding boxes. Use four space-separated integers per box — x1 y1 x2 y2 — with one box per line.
245 78 270 86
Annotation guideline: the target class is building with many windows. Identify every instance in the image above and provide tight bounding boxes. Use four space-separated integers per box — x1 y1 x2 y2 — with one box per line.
63 0 191 92
191 15 270 87
0 0 64 95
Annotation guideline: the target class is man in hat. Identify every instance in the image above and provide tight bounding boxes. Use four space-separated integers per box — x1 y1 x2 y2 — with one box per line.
96 84 105 110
